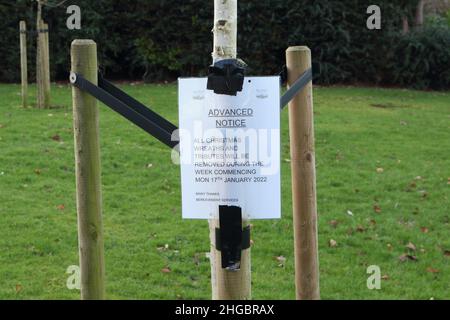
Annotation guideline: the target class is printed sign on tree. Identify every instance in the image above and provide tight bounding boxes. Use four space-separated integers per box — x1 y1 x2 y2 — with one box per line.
178 77 281 219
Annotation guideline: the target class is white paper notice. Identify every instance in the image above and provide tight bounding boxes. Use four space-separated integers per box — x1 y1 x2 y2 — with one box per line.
178 77 281 220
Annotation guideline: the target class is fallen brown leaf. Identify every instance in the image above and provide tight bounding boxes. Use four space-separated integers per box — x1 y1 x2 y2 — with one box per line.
399 254 418 262
356 225 366 233
56 204 65 211
426 267 439 274
381 275 390 280
161 267 171 273
15 284 22 293
406 242 416 251
329 220 339 228
51 134 61 142
275 256 286 267
34 169 41 175
157 244 169 252
373 204 382 213
420 227 429 233
419 190 428 198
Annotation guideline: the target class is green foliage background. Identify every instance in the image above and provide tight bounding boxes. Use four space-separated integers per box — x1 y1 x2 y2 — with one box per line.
1 0 449 89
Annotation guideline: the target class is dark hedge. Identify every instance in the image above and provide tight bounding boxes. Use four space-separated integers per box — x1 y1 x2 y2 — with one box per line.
0 0 449 90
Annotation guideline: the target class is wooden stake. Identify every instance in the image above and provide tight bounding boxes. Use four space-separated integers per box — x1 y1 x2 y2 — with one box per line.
36 0 44 108
286 46 320 300
36 1 43 108
42 22 51 108
71 39 105 300
20 21 28 108
209 0 251 300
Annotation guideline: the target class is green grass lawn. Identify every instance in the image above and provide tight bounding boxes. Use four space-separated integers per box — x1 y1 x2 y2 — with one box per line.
0 82 449 300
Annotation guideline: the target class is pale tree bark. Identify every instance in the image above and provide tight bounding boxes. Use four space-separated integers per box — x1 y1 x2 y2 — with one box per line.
212 0 237 62
209 0 251 300
402 16 410 34
415 0 425 28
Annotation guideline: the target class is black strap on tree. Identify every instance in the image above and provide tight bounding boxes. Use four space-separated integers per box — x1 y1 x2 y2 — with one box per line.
207 59 247 96
206 59 312 107
98 75 177 135
215 205 251 271
280 67 313 109
70 72 178 149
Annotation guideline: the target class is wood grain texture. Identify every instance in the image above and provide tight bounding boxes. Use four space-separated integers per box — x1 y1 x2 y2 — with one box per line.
286 46 320 300
36 1 43 108
20 21 28 108
42 22 51 108
71 39 105 300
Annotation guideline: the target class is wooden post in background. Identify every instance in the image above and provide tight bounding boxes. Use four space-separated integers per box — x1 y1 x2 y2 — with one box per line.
286 46 320 300
20 21 28 108
71 39 105 300
209 0 251 300
36 0 43 108
42 22 51 108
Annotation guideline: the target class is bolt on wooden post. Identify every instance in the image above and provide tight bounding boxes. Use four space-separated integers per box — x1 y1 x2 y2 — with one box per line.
209 0 251 300
20 21 28 108
71 39 106 300
286 46 320 300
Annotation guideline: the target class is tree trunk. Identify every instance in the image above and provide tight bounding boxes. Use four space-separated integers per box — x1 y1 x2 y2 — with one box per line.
415 0 425 28
212 0 237 63
402 16 410 34
209 0 251 300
